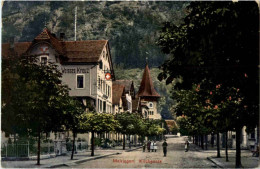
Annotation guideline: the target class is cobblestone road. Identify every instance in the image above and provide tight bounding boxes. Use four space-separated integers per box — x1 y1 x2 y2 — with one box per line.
66 136 217 168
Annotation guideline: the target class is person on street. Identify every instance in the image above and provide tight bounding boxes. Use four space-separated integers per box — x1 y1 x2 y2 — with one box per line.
162 140 168 157
147 141 151 152
129 141 132 149
143 142 146 152
154 141 158 152
185 140 190 152
150 141 154 152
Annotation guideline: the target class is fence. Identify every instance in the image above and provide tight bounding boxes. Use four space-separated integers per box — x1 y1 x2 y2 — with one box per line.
1 142 55 158
1 143 29 158
66 141 88 152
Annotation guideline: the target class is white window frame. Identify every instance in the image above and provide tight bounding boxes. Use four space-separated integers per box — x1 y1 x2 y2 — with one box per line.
149 102 153 108
76 74 85 89
40 55 48 65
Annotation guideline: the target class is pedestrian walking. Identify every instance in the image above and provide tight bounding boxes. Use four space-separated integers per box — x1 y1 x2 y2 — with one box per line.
150 141 154 152
147 141 151 152
143 142 146 152
162 140 167 157
154 141 158 152
129 141 132 149
185 140 189 152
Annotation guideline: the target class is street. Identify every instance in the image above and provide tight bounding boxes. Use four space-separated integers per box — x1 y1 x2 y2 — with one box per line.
63 136 217 168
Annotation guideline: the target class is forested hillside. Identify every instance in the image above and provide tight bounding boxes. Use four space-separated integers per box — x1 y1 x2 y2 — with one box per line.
2 1 188 68
2 1 188 119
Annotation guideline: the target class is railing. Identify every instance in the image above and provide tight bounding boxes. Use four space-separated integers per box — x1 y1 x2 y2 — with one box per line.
1 142 55 158
1 143 29 158
66 141 88 152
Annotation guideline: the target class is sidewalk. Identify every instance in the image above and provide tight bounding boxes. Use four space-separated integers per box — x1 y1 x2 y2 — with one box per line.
1 146 142 168
191 143 259 168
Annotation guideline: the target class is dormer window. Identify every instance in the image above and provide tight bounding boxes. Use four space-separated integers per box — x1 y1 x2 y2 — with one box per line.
40 56 48 65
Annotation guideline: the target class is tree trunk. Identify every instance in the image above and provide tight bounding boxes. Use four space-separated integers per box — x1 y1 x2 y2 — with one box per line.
91 131 94 156
217 133 221 158
205 135 208 150
193 136 195 144
123 134 125 150
71 131 76 160
235 126 242 168
37 130 41 165
135 135 137 146
201 135 204 150
198 135 200 146
211 134 214 148
225 131 229 162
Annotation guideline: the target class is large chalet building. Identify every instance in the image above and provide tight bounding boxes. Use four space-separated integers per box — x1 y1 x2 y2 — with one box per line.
2 28 115 154
2 28 115 114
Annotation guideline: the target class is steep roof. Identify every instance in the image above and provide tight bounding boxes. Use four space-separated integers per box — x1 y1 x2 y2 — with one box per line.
112 84 125 105
113 80 133 92
2 28 108 63
136 64 160 97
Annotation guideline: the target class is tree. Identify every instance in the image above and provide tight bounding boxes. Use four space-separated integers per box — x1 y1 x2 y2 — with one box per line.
80 112 118 156
62 97 85 160
157 2 259 167
2 54 70 165
115 112 135 150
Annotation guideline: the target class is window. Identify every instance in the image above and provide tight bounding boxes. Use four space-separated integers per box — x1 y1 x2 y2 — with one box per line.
149 102 153 108
103 101 106 112
98 99 100 112
101 80 103 91
98 77 101 89
99 100 102 112
40 56 48 65
148 111 154 115
76 74 84 89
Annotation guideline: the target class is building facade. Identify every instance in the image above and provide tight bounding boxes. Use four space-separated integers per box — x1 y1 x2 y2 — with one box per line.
2 28 115 154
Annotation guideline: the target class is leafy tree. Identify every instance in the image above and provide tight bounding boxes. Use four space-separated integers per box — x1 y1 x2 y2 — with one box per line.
62 97 85 160
2 54 70 165
115 112 143 150
158 2 258 167
80 112 118 156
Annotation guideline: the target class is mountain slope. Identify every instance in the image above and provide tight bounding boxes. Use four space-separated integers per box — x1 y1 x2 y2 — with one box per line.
2 1 188 68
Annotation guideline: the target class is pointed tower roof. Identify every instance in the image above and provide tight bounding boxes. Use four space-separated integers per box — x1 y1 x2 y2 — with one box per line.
137 64 160 98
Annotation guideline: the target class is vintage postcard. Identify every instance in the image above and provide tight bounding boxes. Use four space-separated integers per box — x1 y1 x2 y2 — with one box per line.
1 0 259 168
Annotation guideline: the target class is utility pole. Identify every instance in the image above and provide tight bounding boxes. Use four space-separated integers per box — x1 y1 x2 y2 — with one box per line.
74 6 77 41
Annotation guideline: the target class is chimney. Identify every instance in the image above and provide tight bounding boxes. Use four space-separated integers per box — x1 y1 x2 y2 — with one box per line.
60 33 65 41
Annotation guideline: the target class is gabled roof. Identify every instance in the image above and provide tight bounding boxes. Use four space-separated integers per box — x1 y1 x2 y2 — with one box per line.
2 28 109 64
113 80 134 92
33 28 64 54
112 84 125 105
2 42 32 58
62 40 108 63
137 64 160 97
